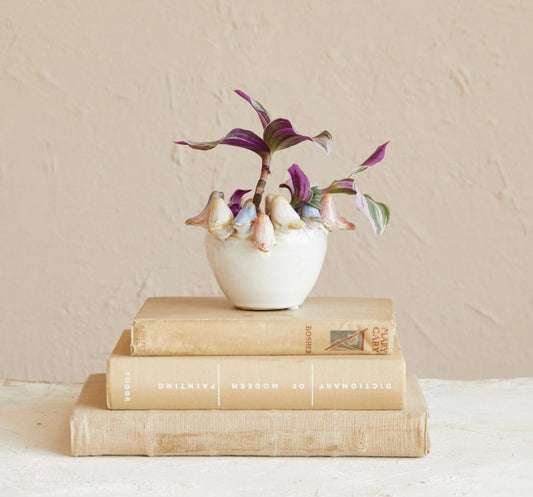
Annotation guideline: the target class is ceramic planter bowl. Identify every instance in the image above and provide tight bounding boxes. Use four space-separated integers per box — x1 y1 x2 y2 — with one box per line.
205 228 328 310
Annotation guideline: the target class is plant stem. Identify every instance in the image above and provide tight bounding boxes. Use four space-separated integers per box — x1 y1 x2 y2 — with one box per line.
252 157 271 211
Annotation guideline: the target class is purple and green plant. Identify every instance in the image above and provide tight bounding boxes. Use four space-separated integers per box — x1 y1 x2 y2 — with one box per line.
175 90 390 237
175 90 331 211
280 141 390 236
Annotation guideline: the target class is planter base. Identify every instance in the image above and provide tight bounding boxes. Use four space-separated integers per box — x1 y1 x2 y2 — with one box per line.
205 228 328 310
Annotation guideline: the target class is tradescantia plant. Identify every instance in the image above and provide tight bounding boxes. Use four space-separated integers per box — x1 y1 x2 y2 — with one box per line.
175 90 390 251
176 90 332 211
280 140 390 237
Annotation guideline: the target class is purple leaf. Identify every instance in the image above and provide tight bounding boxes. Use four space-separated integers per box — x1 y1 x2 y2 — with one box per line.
322 178 357 195
278 177 294 197
228 188 252 216
263 118 332 154
279 164 312 205
234 90 271 129
360 141 389 167
175 128 270 158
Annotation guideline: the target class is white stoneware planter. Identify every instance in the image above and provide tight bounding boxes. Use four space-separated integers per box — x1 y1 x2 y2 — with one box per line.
205 228 328 310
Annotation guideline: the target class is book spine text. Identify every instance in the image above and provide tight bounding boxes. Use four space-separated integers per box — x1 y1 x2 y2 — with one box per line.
130 319 395 356
106 354 405 410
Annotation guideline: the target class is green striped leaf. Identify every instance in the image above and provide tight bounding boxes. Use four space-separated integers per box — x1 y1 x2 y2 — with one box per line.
355 193 390 237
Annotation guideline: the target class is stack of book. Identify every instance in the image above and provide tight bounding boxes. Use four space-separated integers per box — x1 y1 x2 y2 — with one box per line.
70 297 430 456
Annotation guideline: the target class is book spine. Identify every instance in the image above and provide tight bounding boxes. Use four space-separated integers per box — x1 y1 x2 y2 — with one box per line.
71 409 427 457
72 378 427 457
130 319 395 356
106 353 405 410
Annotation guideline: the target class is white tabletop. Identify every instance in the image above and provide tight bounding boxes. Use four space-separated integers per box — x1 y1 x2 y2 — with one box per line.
1 377 532 497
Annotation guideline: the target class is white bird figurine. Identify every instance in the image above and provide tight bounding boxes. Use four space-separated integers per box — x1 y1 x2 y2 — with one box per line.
269 195 305 232
320 194 355 231
297 203 322 227
233 200 257 239
185 191 224 228
264 194 275 215
253 211 275 252
208 197 235 240
185 191 235 240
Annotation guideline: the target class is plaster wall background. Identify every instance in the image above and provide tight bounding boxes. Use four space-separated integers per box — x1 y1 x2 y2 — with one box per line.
1 0 532 382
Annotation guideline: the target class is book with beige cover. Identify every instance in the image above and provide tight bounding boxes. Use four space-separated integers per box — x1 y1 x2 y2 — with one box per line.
107 331 406 410
130 297 396 356
72 374 429 457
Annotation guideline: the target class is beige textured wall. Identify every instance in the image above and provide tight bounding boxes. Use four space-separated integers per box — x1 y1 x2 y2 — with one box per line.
1 1 532 382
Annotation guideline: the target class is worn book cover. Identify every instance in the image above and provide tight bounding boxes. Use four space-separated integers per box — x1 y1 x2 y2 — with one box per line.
72 374 429 457
107 331 405 410
131 297 396 356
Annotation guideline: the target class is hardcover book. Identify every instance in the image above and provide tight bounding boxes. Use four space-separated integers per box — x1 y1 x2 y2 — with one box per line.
130 297 396 356
107 331 405 410
72 374 429 457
